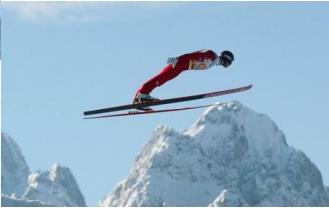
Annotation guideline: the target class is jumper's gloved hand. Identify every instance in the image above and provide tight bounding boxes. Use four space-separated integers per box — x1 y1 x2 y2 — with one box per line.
167 57 178 67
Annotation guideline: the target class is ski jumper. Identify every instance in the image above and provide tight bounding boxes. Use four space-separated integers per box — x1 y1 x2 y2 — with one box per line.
136 50 219 95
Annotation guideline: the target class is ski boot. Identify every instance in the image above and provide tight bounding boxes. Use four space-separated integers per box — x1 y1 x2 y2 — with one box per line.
133 93 160 111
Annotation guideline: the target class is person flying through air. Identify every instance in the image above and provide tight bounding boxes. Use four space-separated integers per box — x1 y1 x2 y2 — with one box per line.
133 49 234 110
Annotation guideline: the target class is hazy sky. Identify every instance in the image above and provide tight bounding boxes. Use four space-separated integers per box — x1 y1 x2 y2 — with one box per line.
2 2 329 205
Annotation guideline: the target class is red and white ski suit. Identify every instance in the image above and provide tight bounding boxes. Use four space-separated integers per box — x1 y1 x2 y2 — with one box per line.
136 50 219 95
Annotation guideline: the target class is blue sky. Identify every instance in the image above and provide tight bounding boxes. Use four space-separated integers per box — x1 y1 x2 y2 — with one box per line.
2 2 329 206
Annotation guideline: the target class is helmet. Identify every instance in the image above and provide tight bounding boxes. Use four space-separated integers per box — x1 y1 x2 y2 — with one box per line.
220 50 234 68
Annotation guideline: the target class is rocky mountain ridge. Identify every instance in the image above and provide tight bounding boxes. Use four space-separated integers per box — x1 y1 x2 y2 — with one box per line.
1 133 86 207
101 101 329 206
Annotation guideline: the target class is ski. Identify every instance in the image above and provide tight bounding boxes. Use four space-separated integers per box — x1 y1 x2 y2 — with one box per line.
84 104 217 119
83 84 252 116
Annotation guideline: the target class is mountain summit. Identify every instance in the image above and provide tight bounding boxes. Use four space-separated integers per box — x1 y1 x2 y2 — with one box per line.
22 163 86 206
101 101 329 206
1 133 86 207
1 133 31 197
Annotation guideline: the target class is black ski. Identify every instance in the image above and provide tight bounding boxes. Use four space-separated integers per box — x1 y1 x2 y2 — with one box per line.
83 84 252 116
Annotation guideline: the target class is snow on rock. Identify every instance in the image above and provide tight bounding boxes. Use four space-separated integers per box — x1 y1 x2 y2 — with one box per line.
208 189 227 207
101 101 329 207
1 133 31 197
1 194 56 207
23 163 86 207
1 132 86 207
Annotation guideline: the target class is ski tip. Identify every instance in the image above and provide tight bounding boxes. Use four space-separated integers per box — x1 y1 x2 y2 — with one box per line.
242 84 253 90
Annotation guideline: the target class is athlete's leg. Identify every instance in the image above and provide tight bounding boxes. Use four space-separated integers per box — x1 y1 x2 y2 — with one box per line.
136 64 186 95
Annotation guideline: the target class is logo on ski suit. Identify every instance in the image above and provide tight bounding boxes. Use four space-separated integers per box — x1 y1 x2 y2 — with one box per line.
188 58 216 70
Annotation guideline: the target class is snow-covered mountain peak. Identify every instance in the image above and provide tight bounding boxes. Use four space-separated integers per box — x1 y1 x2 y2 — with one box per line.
1 133 86 207
49 162 76 184
101 101 329 207
23 162 86 207
26 163 72 188
1 133 31 197
185 101 289 159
